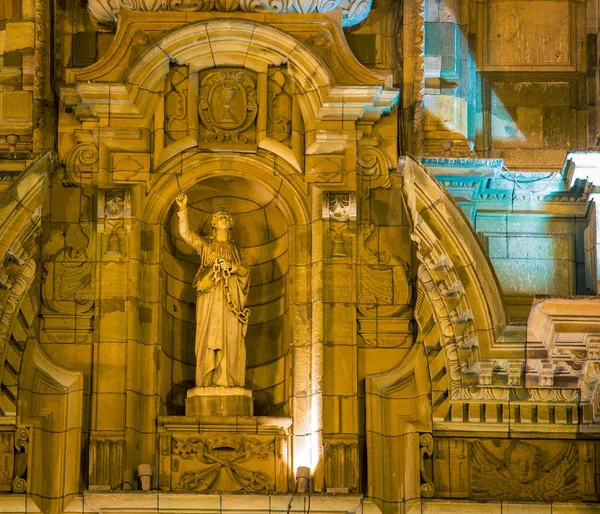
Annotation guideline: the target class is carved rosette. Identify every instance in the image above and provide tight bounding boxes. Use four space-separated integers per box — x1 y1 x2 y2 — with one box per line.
198 69 257 145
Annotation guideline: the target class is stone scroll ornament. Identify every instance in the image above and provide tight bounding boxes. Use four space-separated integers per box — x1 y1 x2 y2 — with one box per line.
87 0 372 28
175 194 250 388
470 440 578 501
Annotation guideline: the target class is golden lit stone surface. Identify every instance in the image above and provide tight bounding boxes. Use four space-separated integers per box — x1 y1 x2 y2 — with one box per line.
0 0 599 513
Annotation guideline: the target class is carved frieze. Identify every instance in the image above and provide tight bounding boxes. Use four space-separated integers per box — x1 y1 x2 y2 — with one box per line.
198 69 257 148
429 437 597 502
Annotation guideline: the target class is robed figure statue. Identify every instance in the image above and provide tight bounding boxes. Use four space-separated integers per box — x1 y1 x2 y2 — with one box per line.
175 194 250 388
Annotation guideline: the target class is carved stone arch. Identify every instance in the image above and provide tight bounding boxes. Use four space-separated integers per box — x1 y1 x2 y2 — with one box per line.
0 153 52 417
144 151 310 227
402 157 509 414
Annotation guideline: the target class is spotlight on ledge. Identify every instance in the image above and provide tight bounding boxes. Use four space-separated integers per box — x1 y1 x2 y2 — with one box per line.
138 464 152 491
295 466 311 493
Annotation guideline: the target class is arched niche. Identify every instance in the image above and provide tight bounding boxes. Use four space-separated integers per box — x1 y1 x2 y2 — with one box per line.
161 174 292 416
142 151 311 422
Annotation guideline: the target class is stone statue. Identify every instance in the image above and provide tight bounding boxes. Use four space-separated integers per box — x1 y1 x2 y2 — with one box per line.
175 194 250 389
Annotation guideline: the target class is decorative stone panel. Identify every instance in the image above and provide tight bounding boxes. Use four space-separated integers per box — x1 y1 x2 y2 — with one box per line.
157 417 291 493
429 437 599 502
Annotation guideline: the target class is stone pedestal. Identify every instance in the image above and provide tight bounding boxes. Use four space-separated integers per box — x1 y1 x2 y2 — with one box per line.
185 386 253 416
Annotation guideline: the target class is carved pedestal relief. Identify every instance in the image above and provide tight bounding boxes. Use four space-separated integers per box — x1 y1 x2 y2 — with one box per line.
172 435 274 492
158 418 290 494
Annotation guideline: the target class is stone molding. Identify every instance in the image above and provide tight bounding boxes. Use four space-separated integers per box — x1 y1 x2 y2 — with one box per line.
64 493 381 514
87 0 374 28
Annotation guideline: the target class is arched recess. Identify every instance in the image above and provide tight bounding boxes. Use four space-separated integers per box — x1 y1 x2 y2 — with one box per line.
139 150 317 469
162 173 294 416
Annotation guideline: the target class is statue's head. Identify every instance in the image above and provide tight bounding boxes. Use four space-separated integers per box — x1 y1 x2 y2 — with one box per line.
210 208 233 232
504 441 542 484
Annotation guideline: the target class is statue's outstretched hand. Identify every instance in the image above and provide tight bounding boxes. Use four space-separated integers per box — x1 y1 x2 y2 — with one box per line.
176 194 188 211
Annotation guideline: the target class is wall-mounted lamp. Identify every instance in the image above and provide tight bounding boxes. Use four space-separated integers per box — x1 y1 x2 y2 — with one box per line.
295 466 311 493
138 463 152 491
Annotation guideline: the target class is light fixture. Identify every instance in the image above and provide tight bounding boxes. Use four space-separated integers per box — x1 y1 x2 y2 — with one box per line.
295 466 310 493
138 463 152 491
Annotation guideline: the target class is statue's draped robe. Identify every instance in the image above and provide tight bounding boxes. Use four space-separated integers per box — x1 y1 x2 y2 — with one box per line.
178 209 249 387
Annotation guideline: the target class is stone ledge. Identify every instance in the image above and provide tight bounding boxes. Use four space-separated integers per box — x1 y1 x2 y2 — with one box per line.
64 493 379 514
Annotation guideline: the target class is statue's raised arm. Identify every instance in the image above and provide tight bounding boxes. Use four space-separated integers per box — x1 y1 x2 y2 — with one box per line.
176 194 204 252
